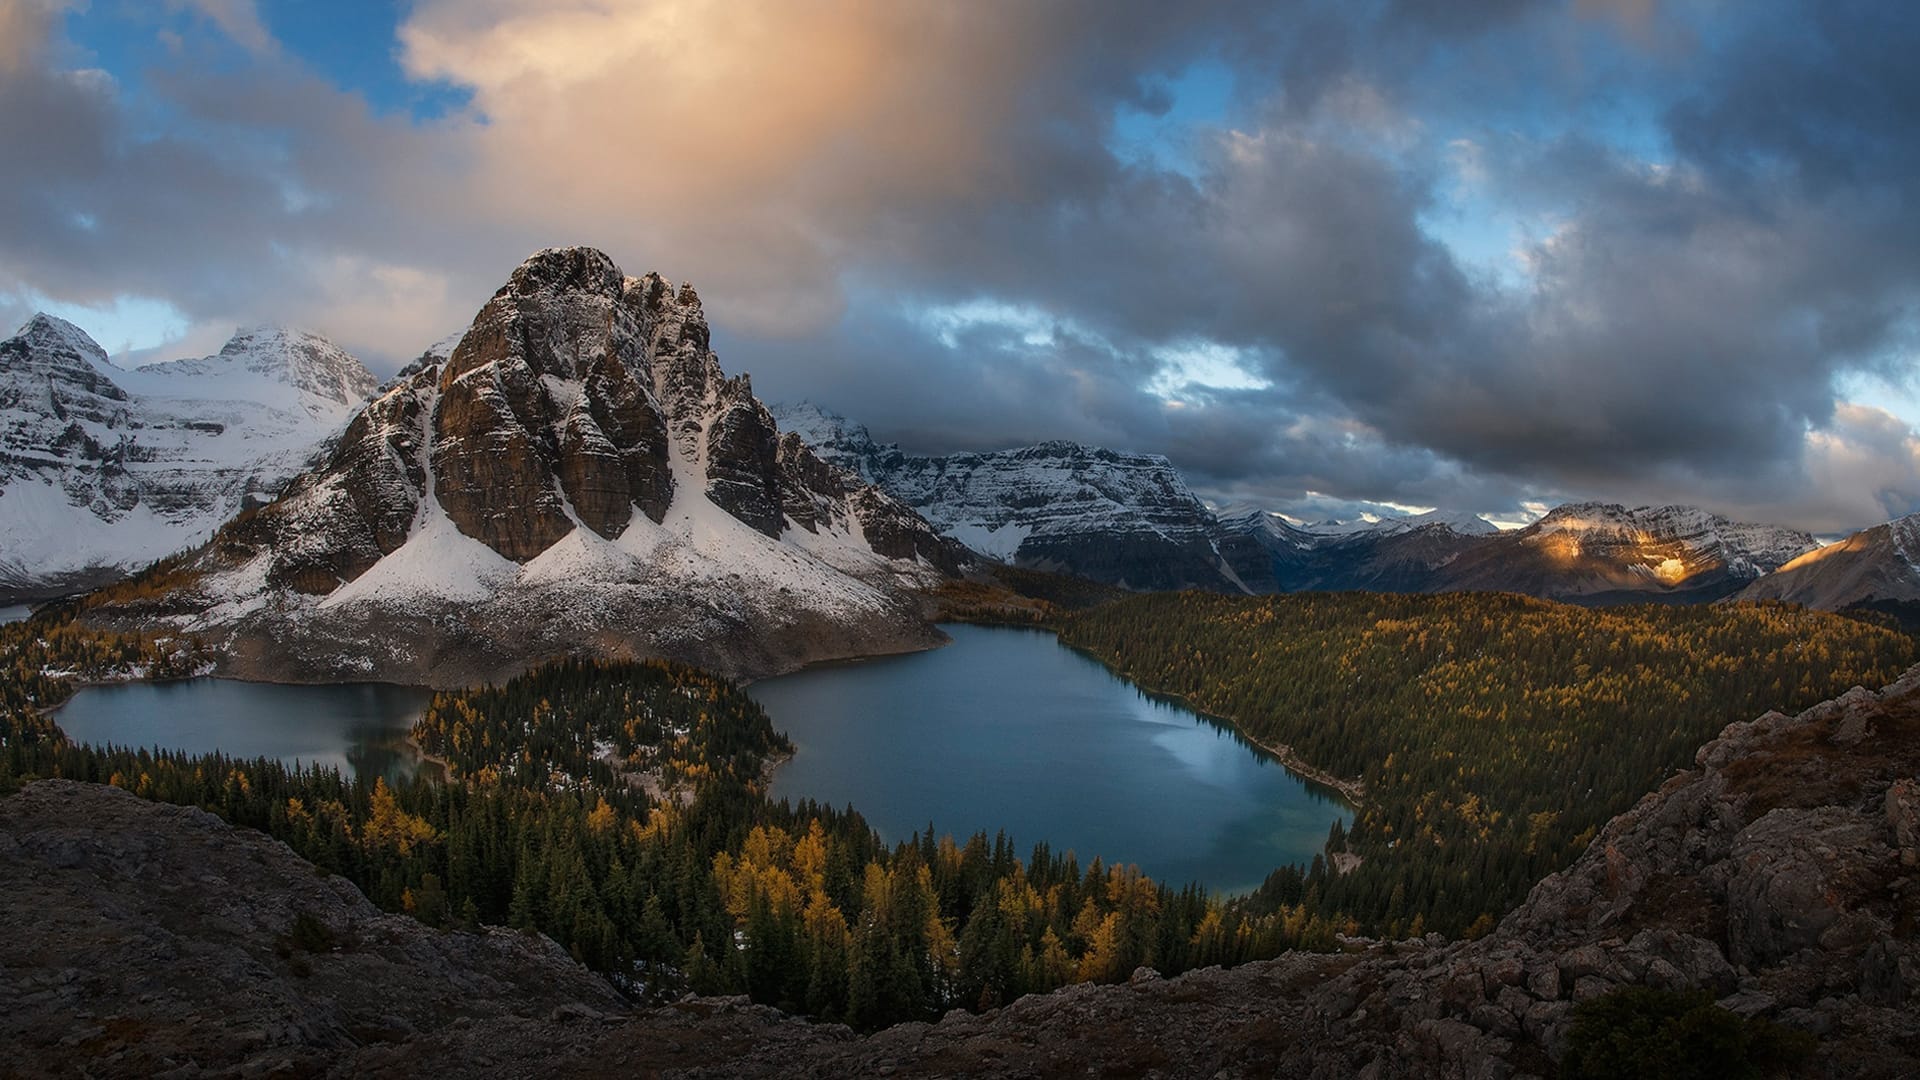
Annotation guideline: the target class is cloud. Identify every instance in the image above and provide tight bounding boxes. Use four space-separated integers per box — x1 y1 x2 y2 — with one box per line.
3 0 1920 533
167 0 274 57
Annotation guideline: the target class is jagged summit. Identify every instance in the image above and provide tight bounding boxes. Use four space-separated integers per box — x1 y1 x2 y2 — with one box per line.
89 247 964 686
7 312 113 369
1418 500 1818 602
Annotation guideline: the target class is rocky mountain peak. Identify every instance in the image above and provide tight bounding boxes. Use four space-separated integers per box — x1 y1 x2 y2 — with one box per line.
105 246 964 685
504 245 626 299
215 326 378 407
0 313 129 421
1 316 381 603
9 312 112 369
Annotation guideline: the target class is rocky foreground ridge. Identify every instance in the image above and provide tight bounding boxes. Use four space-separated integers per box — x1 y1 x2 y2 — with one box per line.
6 664 1918 1077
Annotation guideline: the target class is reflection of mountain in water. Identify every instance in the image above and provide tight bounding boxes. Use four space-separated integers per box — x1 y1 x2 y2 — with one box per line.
54 679 434 782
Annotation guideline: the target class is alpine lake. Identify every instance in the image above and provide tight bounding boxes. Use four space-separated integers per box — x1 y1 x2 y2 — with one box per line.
55 623 1350 895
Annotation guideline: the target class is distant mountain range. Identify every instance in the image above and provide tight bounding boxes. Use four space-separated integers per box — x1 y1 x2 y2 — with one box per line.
0 314 377 603
774 403 1243 592
85 248 967 685
771 404 1850 607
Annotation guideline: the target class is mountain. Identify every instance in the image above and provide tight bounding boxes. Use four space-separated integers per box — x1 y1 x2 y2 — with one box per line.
1213 501 1816 603
13 664 1917 1076
770 407 1821 605
1422 502 1817 604
1289 507 1500 540
1734 512 1920 614
0 315 378 603
1215 505 1500 593
89 248 966 686
773 402 1245 591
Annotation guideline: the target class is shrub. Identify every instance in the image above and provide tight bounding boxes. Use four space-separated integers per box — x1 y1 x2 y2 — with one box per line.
1561 987 1816 1080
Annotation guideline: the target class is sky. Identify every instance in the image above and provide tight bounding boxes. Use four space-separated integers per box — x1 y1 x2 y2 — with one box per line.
2 0 1918 534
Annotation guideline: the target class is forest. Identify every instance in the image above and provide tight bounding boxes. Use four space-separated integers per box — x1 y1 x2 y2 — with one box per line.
3 588 1914 1024
1057 591 1918 936
1 622 1318 1028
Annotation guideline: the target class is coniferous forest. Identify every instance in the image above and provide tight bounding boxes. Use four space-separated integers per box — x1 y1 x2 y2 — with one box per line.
3 591 1915 1025
1057 591 1918 936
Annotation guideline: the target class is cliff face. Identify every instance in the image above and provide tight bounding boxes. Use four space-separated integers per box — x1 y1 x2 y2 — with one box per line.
86 248 968 686
7 666 1917 1077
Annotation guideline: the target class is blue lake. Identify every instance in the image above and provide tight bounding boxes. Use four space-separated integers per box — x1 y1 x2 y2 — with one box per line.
51 624 1350 893
749 623 1350 895
56 680 435 784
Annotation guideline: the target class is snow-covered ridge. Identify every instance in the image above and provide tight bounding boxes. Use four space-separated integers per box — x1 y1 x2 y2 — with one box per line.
772 401 1237 590
0 314 379 601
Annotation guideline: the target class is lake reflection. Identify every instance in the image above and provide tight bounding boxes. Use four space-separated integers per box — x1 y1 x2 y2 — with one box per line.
57 680 435 784
749 624 1351 896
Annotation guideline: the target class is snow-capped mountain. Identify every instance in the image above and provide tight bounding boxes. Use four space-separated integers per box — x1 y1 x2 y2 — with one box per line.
0 315 377 603
1735 512 1920 613
772 402 1244 591
1427 501 1817 603
91 248 966 686
1214 506 1493 593
1293 508 1500 540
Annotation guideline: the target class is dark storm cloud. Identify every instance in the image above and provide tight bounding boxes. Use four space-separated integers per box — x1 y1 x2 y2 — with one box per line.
3 0 1919 530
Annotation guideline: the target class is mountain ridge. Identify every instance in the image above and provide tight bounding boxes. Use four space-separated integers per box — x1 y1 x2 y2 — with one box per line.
772 401 1244 591
0 314 378 603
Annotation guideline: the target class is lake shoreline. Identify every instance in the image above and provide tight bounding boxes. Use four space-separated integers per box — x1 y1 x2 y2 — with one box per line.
1116 676 1367 805
1046 638 1368 806
749 623 1352 894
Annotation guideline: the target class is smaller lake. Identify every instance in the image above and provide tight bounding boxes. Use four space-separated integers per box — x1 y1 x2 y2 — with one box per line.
57 680 435 783
0 605 32 625
750 624 1351 896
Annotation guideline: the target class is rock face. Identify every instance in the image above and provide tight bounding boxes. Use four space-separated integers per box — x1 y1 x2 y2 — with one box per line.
0 315 378 603
0 780 823 1080
1735 512 1920 614
8 666 1917 1077
774 402 1245 591
1424 502 1817 604
92 249 967 686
